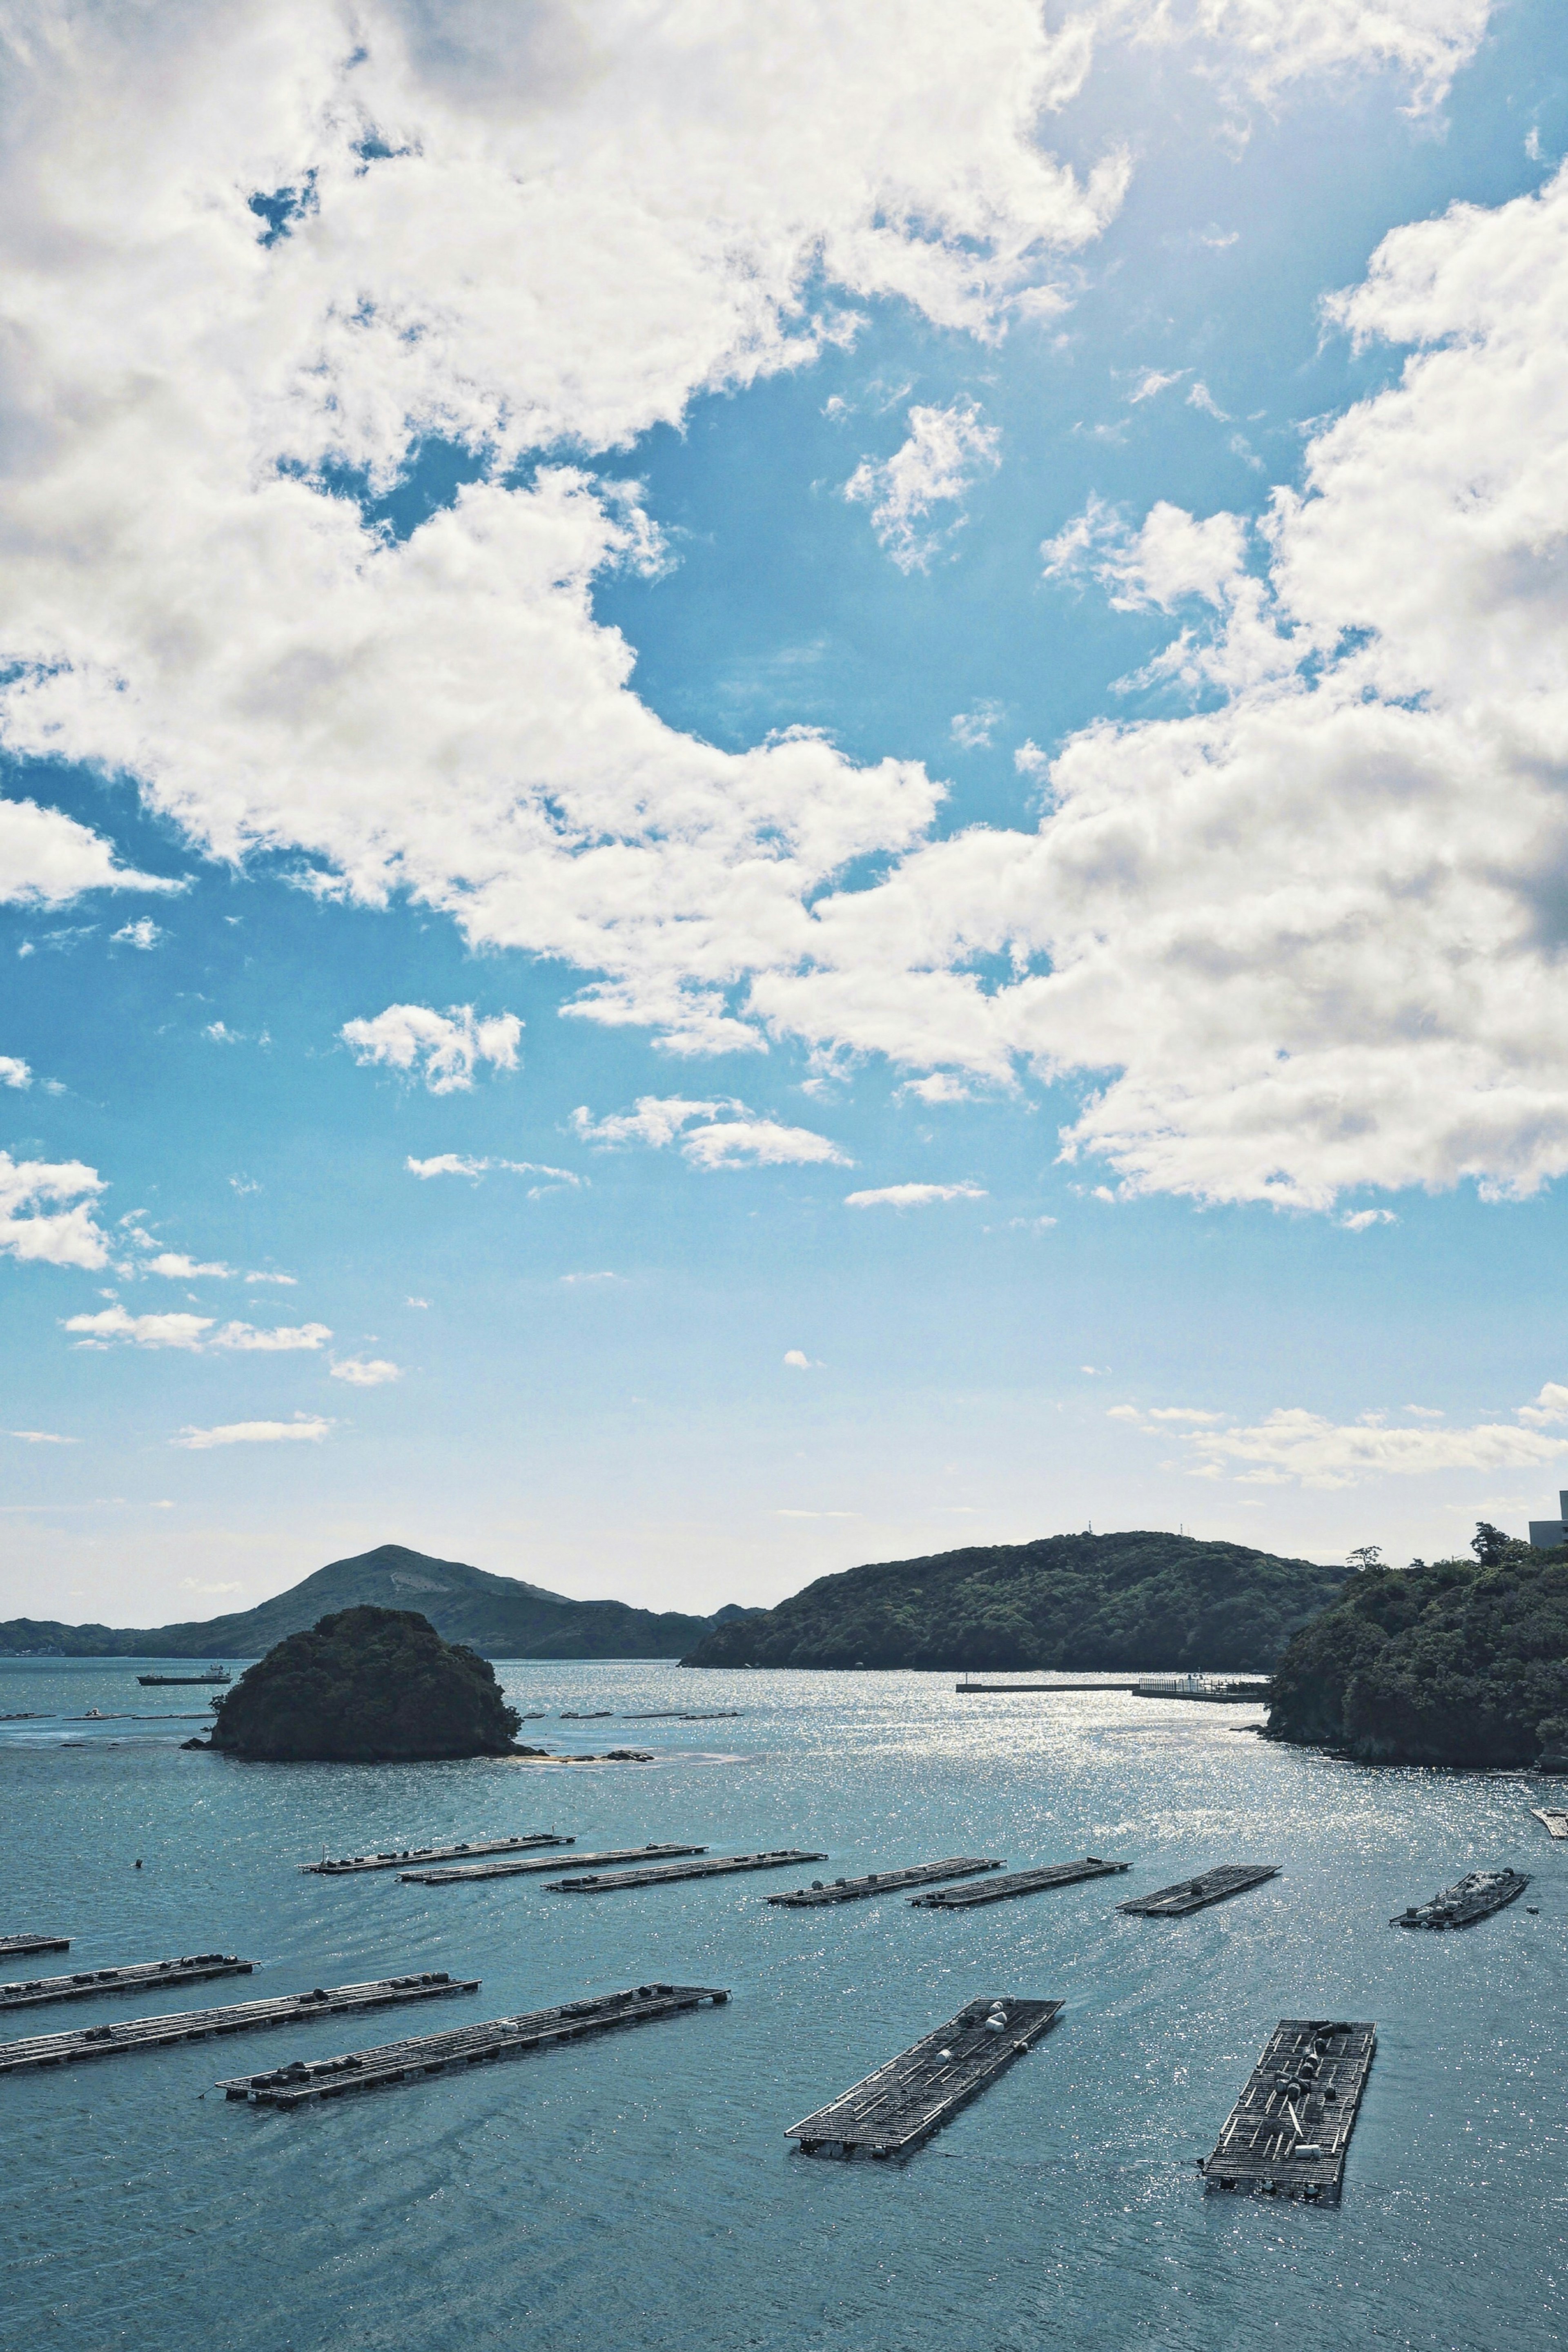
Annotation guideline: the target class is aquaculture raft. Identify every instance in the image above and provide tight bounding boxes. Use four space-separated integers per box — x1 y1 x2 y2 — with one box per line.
769 1858 1004 1907
0 1953 253 2011
403 1843 706 1885
1201 2019 1375 2203
1118 1864 1279 1917
1530 1807 1568 1841
0 1972 477 2075
546 1849 827 1893
0 1934 69 1959
303 1834 571 1875
787 1996 1062 2160
1392 1868 1530 1929
912 1857 1127 1910
218 1982 730 2107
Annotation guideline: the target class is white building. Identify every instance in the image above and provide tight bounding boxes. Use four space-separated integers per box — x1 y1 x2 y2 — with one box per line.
1529 1491 1568 1548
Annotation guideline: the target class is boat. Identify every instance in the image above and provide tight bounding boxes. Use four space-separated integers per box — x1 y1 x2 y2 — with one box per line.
136 1665 232 1686
1392 1868 1530 1930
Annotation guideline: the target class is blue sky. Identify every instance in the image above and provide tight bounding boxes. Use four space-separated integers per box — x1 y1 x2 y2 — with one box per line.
4 1 1568 1624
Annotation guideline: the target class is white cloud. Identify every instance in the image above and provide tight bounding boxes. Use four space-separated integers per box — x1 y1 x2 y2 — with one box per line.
845 398 1002 571
783 1349 817 1370
63 1306 330 1352
950 700 1006 750
0 1151 109 1269
203 1021 240 1044
0 796 176 907
406 1152 579 1185
406 1295 430 1308
6 1428 78 1443
211 1321 332 1353
174 1414 332 1450
245 1269 296 1285
1517 1382 1568 1429
110 917 165 949
844 1180 987 1206
0 1057 30 1088
180 1578 242 1594
573 1097 849 1169
1146 1406 1225 1423
407 1154 489 1179
1187 379 1230 419
1012 740 1050 781
1155 0 1492 108
1185 1382 1568 1487
344 1006 521 1093
330 1357 401 1387
145 1252 234 1279
1340 1209 1398 1231
900 1072 973 1103
1128 368 1183 403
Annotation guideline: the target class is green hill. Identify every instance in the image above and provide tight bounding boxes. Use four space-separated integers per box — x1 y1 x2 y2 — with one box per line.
207 1606 523 1763
1267 1552 1568 1767
0 1543 722 1661
680 1531 1348 1672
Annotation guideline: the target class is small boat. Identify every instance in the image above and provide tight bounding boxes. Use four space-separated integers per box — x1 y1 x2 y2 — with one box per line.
136 1665 232 1686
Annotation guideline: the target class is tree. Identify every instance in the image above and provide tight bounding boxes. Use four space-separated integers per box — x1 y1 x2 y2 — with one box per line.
1471 1523 1510 1568
1347 1545 1384 1571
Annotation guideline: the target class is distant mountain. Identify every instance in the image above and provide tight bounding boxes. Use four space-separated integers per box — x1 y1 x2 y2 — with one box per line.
0 1543 727 1660
681 1531 1350 1672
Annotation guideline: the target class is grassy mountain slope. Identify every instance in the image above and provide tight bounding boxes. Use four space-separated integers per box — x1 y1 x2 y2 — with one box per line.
0 1543 717 1660
681 1531 1348 1672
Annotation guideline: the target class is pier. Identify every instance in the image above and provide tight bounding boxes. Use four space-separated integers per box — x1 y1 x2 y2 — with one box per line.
1530 1806 1568 1840
302 1834 571 1875
1201 2019 1376 2203
1131 1675 1271 1703
769 1858 1004 1907
546 1849 827 1893
0 1934 69 1959
0 1953 252 2011
403 1844 706 1885
218 1982 729 2107
1393 1868 1530 1929
0 1972 477 2075
786 1995 1062 2160
912 1857 1128 1909
1118 1864 1279 1917
955 1680 1141 1694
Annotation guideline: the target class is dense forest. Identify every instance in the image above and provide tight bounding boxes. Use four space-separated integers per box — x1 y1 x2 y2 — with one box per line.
1267 1543 1568 1768
682 1532 1349 1672
204 1606 523 1762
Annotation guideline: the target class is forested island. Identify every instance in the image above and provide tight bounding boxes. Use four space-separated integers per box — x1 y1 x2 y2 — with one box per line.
1267 1537 1568 1769
200 1606 526 1762
682 1532 1348 1672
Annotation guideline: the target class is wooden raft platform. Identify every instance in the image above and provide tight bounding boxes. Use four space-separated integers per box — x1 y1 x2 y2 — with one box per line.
403 1843 706 1886
218 1982 729 2107
0 1934 69 1960
787 1995 1062 2160
546 1849 827 1893
1393 1867 1530 1929
1530 1806 1568 1841
1201 2020 1376 2203
912 1857 1128 1910
303 1834 570 1876
768 1857 1004 1907
0 1972 477 2075
0 1953 252 2012
1118 1864 1279 1917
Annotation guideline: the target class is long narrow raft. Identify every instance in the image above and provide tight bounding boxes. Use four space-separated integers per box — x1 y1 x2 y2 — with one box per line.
787 1996 1062 2160
1118 1864 1279 1917
0 1972 477 2075
1201 2020 1376 2203
768 1857 1003 1907
0 1934 69 1959
1392 1868 1530 1929
546 1849 827 1893
1530 1806 1568 1841
218 1982 730 2107
303 1834 570 1876
0 1953 252 2011
403 1843 706 1886
912 1857 1127 1910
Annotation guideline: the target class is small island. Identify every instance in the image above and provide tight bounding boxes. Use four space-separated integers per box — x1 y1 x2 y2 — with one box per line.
199 1605 526 1763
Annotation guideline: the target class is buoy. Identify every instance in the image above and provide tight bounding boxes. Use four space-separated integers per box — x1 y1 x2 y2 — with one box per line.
134 1859 143 1870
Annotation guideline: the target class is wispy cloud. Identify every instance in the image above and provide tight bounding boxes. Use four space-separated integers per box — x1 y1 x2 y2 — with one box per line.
173 1414 332 1450
343 1005 521 1093
405 1153 580 1189
1128 368 1183 404
330 1358 401 1387
844 398 1001 572
573 1097 849 1170
110 916 164 949
1174 1381 1568 1488
950 700 1005 750
844 1182 986 1208
6 1428 78 1443
64 1306 330 1352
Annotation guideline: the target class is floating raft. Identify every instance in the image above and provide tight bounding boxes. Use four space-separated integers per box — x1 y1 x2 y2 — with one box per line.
403 1843 707 1885
769 1857 1004 1907
912 1857 1127 1910
218 1982 729 2107
302 1834 571 1876
546 1849 827 1893
0 1972 477 2075
956 1680 1140 1694
0 1934 69 1960
1201 2019 1376 2203
1530 1806 1568 1841
787 1995 1062 2160
0 1953 253 2011
1118 1864 1279 1917
622 1709 741 1721
1392 1867 1530 1929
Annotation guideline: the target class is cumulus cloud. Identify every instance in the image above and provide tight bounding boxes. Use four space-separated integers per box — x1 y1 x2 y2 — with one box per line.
174 1414 332 1450
144 1252 234 1279
330 1357 401 1386
845 399 1002 571
0 1057 30 1089
342 1006 521 1093
0 1151 108 1269
572 1097 849 1169
0 797 177 907
110 917 165 949
843 1180 987 1206
63 1306 330 1351
950 701 1006 750
783 1349 816 1370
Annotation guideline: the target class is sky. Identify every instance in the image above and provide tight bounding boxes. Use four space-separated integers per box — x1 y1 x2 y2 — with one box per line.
4 0 1568 1628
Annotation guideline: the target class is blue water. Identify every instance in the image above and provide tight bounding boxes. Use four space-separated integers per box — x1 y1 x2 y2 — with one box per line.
0 1655 1563 2352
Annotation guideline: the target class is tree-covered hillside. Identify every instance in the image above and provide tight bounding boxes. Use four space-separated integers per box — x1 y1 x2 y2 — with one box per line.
207 1606 523 1762
682 1532 1348 1672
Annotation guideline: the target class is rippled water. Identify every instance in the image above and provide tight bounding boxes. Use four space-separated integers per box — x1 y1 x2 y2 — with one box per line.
1 1655 1563 2352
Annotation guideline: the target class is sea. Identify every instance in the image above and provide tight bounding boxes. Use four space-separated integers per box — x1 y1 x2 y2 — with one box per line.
0 1655 1562 2352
